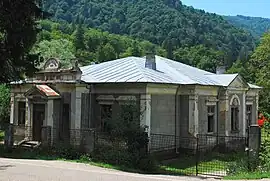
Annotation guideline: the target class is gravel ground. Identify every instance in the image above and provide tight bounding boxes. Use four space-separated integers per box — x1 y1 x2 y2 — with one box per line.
0 158 268 181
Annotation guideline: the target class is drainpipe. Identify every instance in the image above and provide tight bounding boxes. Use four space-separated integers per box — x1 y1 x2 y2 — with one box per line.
175 85 181 154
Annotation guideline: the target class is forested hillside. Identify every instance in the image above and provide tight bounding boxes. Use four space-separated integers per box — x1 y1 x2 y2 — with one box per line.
32 20 165 68
225 15 270 38
43 0 256 71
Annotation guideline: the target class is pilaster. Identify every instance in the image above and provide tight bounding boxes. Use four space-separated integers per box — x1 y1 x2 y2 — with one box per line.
10 93 15 124
25 98 32 140
189 94 199 136
140 94 151 136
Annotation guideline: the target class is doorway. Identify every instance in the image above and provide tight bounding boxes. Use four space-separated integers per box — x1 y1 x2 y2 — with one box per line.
33 104 45 141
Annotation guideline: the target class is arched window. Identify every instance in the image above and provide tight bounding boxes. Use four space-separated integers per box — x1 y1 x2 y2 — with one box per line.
231 97 240 131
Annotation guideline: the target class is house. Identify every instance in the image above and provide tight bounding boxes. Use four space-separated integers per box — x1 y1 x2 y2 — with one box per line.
9 55 261 152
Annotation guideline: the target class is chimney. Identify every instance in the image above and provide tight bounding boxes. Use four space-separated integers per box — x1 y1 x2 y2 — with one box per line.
145 54 156 70
216 66 226 74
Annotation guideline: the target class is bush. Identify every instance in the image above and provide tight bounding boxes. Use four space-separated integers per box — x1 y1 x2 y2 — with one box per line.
48 145 82 160
92 102 158 172
227 121 270 175
0 84 10 125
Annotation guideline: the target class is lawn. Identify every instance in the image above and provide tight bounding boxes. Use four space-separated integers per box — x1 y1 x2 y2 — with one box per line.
160 152 245 176
224 172 270 180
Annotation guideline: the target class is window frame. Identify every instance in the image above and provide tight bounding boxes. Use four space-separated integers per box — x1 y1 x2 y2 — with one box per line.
100 104 113 132
231 98 240 132
246 105 252 127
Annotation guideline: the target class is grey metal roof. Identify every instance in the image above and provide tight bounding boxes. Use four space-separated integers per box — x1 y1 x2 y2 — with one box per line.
80 55 259 88
10 55 261 89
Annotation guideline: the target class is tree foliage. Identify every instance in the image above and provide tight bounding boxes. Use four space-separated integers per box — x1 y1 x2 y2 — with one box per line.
32 39 76 68
43 0 256 68
0 84 10 124
35 20 164 66
0 0 46 83
225 15 270 39
249 32 270 112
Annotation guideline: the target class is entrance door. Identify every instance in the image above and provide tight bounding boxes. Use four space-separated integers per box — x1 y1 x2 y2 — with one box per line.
33 104 45 141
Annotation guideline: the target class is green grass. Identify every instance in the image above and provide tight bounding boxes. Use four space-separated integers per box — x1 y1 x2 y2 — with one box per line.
160 156 226 175
160 152 245 176
224 172 270 180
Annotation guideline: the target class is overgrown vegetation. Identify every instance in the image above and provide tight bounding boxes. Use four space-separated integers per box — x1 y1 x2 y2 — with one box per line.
92 102 157 172
224 121 270 179
0 84 10 126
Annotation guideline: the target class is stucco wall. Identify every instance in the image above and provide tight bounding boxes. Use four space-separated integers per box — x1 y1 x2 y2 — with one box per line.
150 94 176 151
150 95 176 135
179 95 189 137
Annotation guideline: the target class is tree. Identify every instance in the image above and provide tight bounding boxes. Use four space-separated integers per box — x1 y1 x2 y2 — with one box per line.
43 0 255 70
250 32 270 112
0 84 10 124
73 23 85 51
32 39 76 68
226 59 253 82
0 0 46 83
96 43 117 62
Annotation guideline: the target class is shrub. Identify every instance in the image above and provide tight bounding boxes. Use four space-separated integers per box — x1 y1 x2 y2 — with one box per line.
0 84 10 126
92 101 158 172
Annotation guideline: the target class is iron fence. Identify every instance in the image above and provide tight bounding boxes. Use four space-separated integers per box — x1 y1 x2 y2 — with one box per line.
196 134 247 177
4 124 263 178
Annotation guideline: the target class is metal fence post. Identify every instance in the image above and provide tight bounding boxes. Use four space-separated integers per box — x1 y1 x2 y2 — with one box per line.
195 136 199 176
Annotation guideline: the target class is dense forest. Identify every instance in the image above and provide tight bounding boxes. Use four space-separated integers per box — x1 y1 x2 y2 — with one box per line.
42 0 256 71
225 15 270 38
33 20 165 68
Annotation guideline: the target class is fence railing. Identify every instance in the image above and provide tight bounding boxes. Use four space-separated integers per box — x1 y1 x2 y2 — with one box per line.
4 124 263 177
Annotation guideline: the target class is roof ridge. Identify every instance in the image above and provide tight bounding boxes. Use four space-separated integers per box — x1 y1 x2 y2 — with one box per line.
156 55 214 75
132 57 149 81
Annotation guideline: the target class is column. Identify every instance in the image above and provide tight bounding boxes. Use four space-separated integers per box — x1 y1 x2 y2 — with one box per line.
140 94 151 151
140 94 151 136
47 99 54 145
218 93 229 136
188 94 199 136
70 87 83 146
242 92 246 137
25 98 32 140
75 91 82 129
9 93 15 124
255 94 259 124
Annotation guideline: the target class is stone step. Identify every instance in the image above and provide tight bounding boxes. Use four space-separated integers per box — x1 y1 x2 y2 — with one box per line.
20 141 41 149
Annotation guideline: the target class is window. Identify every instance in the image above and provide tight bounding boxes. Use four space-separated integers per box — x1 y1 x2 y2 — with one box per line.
246 105 252 127
100 105 112 131
18 102 26 125
231 98 239 131
207 106 215 133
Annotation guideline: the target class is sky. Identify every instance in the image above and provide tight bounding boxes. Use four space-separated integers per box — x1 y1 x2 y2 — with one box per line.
181 0 270 18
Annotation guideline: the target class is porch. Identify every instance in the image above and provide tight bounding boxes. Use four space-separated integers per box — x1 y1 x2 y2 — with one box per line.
11 85 61 145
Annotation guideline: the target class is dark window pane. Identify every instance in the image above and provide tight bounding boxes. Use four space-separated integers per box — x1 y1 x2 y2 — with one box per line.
207 106 215 132
18 102 26 125
100 105 112 132
208 115 214 132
